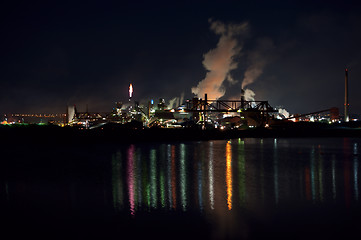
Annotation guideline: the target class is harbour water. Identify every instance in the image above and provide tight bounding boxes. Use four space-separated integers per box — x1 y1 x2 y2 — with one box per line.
1 138 361 239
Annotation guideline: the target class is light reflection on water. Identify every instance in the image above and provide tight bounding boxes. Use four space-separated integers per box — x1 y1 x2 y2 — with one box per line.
112 138 361 215
2 137 361 239
226 141 232 210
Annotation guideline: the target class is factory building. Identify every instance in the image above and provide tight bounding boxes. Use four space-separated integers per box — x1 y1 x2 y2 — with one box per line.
2 70 352 128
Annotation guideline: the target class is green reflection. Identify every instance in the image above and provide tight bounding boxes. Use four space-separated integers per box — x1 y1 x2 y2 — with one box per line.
112 151 123 211
150 149 157 208
160 170 166 208
140 151 150 208
318 150 324 202
310 147 316 203
160 145 166 208
167 144 173 209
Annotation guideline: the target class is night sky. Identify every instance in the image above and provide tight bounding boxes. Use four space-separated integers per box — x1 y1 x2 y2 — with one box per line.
1 0 361 115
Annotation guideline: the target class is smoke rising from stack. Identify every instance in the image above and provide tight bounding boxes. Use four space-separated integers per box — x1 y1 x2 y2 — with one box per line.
191 19 248 100
168 97 178 109
241 49 268 89
241 38 274 101
167 92 185 109
243 89 255 101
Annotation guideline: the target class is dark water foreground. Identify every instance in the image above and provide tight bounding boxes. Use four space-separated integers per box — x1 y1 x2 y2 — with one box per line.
1 137 361 239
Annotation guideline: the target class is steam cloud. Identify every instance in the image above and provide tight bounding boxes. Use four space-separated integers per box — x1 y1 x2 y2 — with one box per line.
241 38 274 99
167 92 185 109
243 89 255 101
191 19 248 100
168 97 178 109
241 57 267 90
242 38 274 89
278 108 290 119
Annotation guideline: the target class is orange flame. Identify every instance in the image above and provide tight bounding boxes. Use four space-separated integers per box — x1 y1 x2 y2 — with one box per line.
129 84 133 98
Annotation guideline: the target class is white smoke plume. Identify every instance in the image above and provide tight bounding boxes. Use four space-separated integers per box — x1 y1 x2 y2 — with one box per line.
168 97 179 109
243 89 255 101
240 38 274 104
241 38 274 89
241 60 266 89
168 92 185 109
278 108 290 119
192 19 248 100
179 92 184 106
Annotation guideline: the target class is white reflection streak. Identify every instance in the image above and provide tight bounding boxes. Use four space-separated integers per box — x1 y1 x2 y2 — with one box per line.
273 139 279 204
150 149 157 208
332 155 337 201
180 144 187 211
209 142 214 210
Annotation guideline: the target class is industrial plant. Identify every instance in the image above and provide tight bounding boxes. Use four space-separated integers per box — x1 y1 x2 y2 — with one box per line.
2 69 357 131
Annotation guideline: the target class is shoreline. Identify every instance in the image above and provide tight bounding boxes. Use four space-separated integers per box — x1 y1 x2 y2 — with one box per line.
1 124 361 145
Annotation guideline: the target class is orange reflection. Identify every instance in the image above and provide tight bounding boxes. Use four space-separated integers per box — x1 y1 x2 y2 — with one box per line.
226 141 232 210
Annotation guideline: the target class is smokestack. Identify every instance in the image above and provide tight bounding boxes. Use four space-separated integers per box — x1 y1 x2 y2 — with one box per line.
204 93 208 110
241 89 245 108
344 68 349 122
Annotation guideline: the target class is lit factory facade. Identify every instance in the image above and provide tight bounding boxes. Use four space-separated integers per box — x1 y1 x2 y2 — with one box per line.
62 83 340 130
3 69 354 128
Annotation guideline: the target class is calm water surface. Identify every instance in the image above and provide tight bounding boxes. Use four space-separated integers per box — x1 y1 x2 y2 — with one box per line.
2 138 361 239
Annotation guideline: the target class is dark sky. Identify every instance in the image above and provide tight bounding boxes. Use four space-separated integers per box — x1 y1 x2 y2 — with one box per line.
1 0 361 115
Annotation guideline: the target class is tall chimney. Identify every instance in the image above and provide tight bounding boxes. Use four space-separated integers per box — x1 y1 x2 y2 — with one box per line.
344 68 349 122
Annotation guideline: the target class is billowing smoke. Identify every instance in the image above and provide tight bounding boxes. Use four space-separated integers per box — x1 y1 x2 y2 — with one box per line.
241 38 274 101
192 19 248 100
243 89 255 101
278 108 290 119
241 58 267 90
